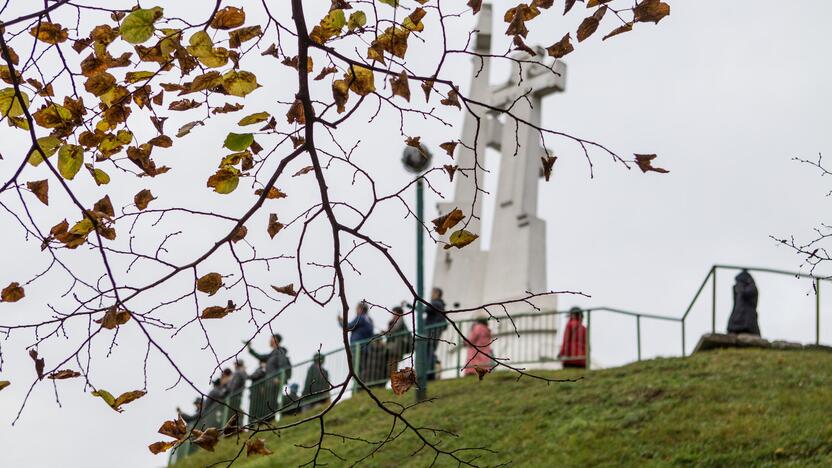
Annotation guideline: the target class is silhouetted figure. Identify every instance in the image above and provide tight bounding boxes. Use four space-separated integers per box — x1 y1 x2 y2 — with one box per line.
559 307 587 369
205 377 227 428
464 316 494 376
247 334 291 423
302 352 331 409
386 310 413 369
362 338 389 387
727 270 760 336
226 360 247 429
339 301 374 381
426 288 448 380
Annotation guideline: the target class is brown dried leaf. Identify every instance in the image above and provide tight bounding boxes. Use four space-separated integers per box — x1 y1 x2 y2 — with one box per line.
94 195 115 218
603 22 633 41
468 0 483 14
286 99 305 124
439 141 458 158
634 0 670 24
474 365 491 381
293 166 315 177
26 180 49 205
271 284 296 297
196 272 223 296
444 164 458 182
546 34 574 59
314 66 338 81
48 369 81 380
391 367 417 395
634 154 669 173
440 89 461 108
0 381 10 391
29 21 69 44
148 135 173 148
201 300 236 319
432 208 465 235
29 349 45 380
564 0 577 14
390 70 410 102
148 441 178 454
254 187 287 199
1 282 25 302
158 416 188 439
246 438 273 456
541 155 557 181
210 6 246 30
577 6 607 42
513 35 535 56
230 225 248 243
95 308 132 329
134 189 155 210
267 213 284 238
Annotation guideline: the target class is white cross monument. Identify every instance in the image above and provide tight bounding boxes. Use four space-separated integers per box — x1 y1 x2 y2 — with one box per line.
432 3 566 368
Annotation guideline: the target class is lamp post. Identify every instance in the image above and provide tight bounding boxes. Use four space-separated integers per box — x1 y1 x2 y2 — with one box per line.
401 144 432 402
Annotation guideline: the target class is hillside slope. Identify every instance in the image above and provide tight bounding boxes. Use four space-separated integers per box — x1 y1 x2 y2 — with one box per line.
173 348 832 467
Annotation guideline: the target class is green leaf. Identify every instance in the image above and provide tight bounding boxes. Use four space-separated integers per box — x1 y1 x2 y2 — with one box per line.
379 0 399 7
27 136 62 166
348 11 367 31
222 70 260 97
238 112 269 126
447 229 479 249
0 87 30 118
57 144 84 180
207 166 240 194
69 218 94 236
120 7 164 44
86 163 110 185
223 132 254 151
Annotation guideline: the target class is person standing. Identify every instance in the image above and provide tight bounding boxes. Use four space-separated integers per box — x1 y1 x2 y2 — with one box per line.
338 301 374 379
559 307 587 369
463 316 494 376
727 270 761 336
226 360 247 428
425 288 448 380
385 310 413 370
302 352 331 410
247 334 292 422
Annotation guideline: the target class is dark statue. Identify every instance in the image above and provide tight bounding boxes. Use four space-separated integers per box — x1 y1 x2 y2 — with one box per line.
727 270 760 336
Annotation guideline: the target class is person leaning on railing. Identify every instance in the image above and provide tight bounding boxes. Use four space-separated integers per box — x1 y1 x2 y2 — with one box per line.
246 333 292 423
337 301 374 382
301 352 331 411
426 288 449 380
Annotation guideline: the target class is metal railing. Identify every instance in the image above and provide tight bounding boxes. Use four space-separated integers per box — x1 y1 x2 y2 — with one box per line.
170 264 829 465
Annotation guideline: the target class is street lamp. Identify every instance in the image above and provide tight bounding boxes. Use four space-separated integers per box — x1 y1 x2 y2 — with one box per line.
401 144 432 402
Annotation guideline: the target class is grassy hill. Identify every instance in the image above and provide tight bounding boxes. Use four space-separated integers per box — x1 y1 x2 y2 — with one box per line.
173 348 832 467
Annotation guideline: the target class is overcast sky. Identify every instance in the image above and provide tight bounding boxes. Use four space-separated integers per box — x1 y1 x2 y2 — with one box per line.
1 1 831 467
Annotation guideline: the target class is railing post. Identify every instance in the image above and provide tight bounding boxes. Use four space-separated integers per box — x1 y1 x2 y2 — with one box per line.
711 267 717 334
636 315 642 362
816 278 821 345
455 330 462 378
352 344 361 393
681 320 686 357
586 310 591 371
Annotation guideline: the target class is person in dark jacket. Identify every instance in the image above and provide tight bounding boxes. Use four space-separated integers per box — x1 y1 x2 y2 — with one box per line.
362 338 389 387
281 383 301 417
302 352 331 409
338 301 374 344
425 288 448 380
727 270 761 336
385 310 413 369
204 378 227 428
247 334 291 423
559 307 587 369
225 360 247 429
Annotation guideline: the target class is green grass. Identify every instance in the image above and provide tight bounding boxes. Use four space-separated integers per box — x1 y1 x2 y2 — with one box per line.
174 348 832 467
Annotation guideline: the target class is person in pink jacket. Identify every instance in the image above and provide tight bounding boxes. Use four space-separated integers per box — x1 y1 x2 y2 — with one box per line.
464 316 494 376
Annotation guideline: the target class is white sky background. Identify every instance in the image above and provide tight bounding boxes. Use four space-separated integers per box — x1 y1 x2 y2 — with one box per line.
1 1 831 467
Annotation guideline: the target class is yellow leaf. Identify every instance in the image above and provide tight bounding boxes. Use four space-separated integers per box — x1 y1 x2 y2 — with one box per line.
446 229 479 249
1 282 25 302
196 272 223 296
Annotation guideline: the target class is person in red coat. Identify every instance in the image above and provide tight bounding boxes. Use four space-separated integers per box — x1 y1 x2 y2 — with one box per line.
559 307 587 369
463 316 494 376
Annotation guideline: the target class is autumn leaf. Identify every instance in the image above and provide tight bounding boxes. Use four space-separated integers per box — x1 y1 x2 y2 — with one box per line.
222 70 260 97
513 35 535 56
176 120 204 137
85 164 110 185
391 367 417 395
196 272 223 296
474 365 492 381
267 213 283 238
634 154 669 173
57 144 84 180
445 229 479 250
158 416 188 439
148 440 178 454
0 87 29 118
29 349 45 380
229 26 262 48
577 6 607 42
210 6 246 30
26 180 49 205
547 34 574 59
345 66 375 96
148 135 172 148
314 66 338 81
0 381 10 391
120 7 164 44
93 195 115 218
238 112 269 126
246 438 273 456
201 300 236 319
92 389 146 412
27 136 61 166
634 0 670 24
348 11 367 31
95 308 132 329
564 0 577 14
230 225 247 243
223 132 254 151
444 164 458 182
310 9 346 44
439 141 457 158
254 187 287 199
293 165 314 177
48 369 81 380
271 284 296 297
1 282 25 302
440 89 461 108
207 166 240 194
390 70 410 102
29 21 69 44
541 155 557 181
603 22 633 41
432 208 465 235
134 189 155 210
